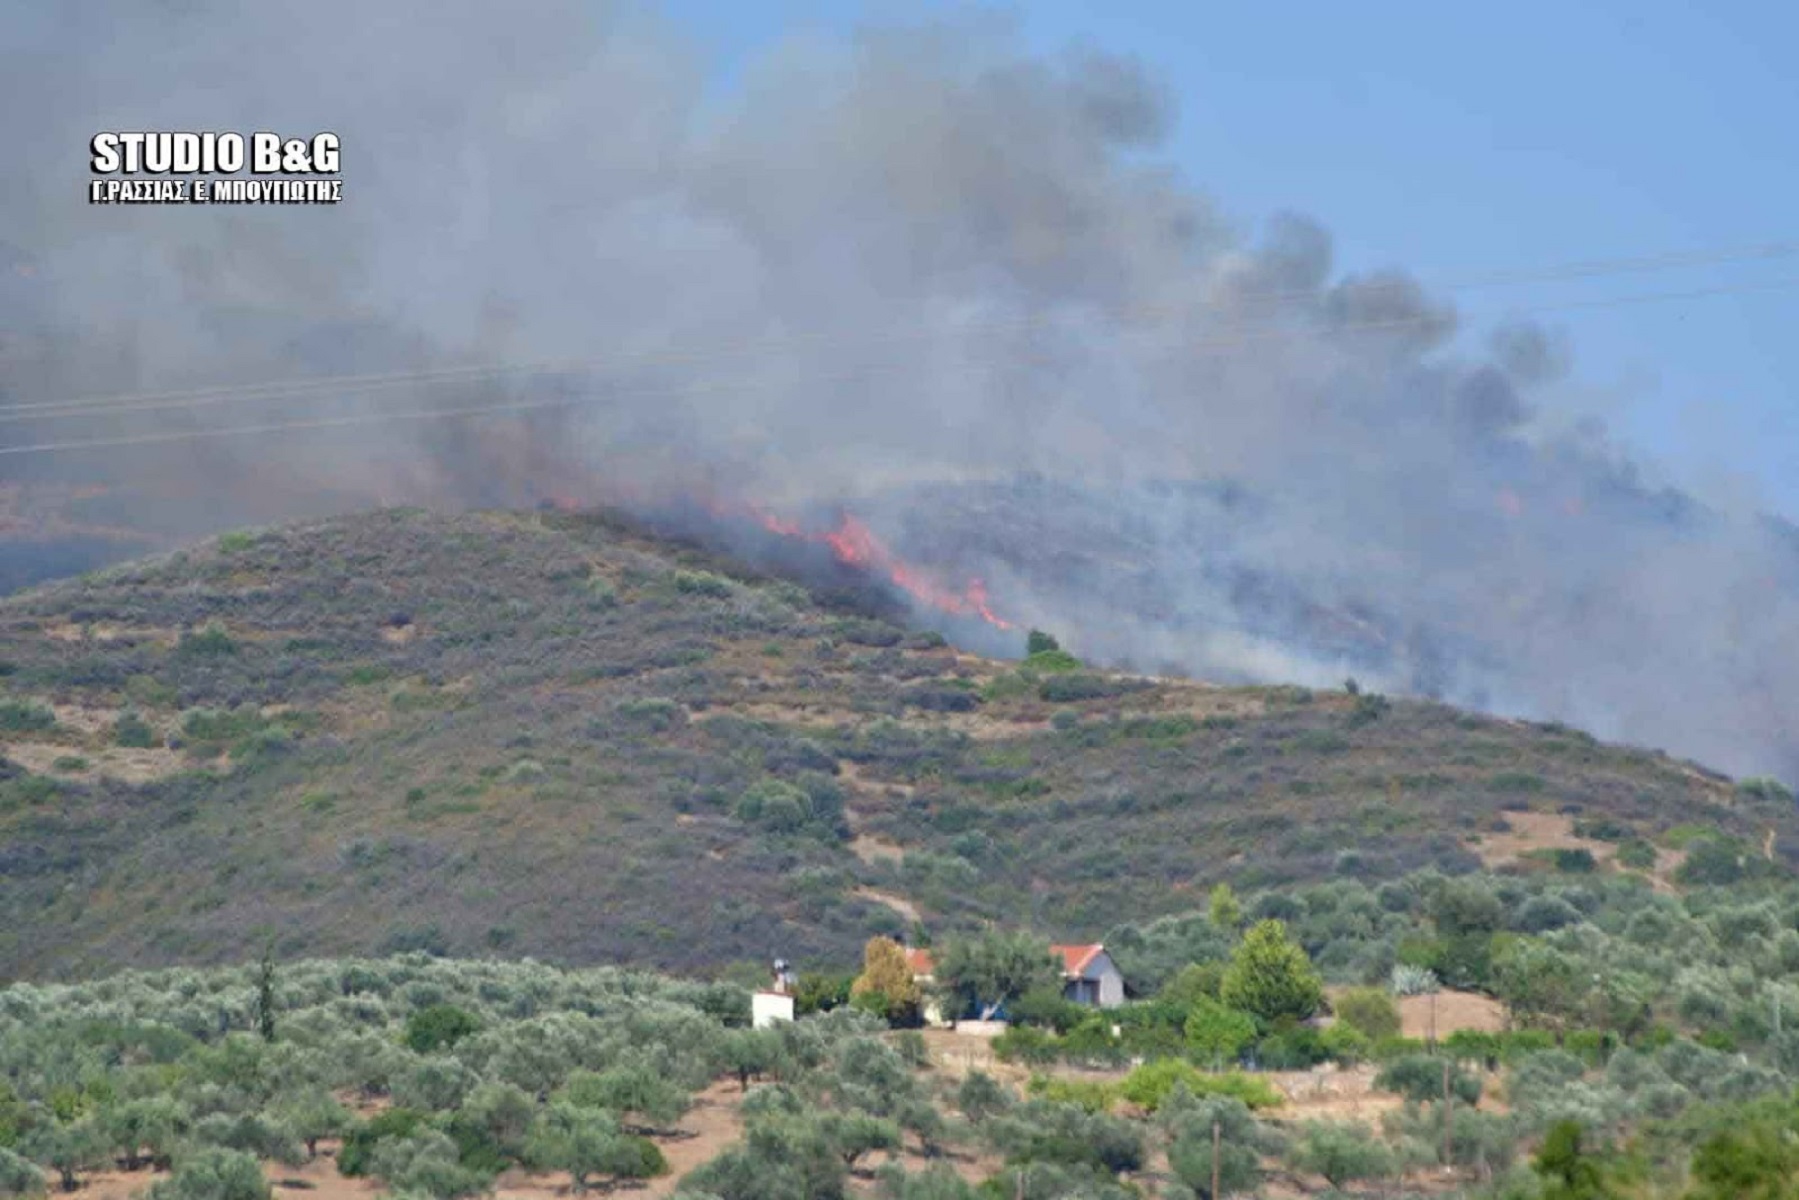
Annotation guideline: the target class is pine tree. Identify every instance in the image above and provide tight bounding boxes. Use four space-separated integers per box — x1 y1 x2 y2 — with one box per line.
1219 919 1323 1024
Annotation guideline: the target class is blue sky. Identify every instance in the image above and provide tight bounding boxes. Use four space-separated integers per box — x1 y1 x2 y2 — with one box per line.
660 0 1797 516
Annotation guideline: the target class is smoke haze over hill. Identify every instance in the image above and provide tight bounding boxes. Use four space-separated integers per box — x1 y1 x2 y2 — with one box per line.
3 1 1796 780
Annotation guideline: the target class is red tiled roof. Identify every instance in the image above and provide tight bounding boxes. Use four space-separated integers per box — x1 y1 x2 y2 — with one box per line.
905 943 1106 980
1051 943 1106 977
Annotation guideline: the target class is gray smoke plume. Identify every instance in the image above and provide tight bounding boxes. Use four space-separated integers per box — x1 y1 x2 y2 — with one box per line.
3 1 1796 782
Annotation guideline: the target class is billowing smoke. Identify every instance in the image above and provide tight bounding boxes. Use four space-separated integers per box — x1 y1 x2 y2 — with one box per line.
3 2 1797 781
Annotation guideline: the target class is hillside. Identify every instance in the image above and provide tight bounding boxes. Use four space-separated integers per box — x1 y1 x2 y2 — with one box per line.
0 506 1788 982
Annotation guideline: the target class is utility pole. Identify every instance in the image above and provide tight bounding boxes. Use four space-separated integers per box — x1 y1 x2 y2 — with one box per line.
1442 1058 1454 1172
1212 1117 1222 1200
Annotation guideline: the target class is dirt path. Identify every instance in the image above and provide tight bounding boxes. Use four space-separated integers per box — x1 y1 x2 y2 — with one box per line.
855 886 922 924
640 1081 746 1195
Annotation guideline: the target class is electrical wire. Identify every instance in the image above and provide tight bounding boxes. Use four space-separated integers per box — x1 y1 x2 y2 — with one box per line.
2 237 1794 426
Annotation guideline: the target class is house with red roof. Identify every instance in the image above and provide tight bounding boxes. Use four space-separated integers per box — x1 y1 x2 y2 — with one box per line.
1052 943 1125 1008
905 941 1125 1020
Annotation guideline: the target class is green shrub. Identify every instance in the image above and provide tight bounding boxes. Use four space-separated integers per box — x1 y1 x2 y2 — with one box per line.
1059 1016 1128 1069
368 1127 491 1198
1117 1061 1281 1112
190 1113 303 1167
1564 1030 1619 1067
1333 987 1401 1040
0 701 54 733
1022 650 1081 673
175 625 239 658
1026 1076 1116 1114
1736 777 1795 806
1367 1036 1424 1057
1552 848 1598 874
1008 987 1088 1034
338 1109 428 1177
1373 1053 1482 1105
1661 823 1714 848
794 972 854 1015
735 778 815 833
1678 838 1748 886
1346 692 1391 726
1320 1022 1371 1065
672 570 733 598
956 1072 1012 1124
1444 1029 1502 1068
612 696 682 732
1288 1120 1396 1191
1183 997 1257 1067
1572 816 1631 842
402 1004 481 1054
1256 1026 1330 1070
0 1147 46 1198
984 1100 1144 1174
146 1147 270 1200
113 711 156 748
991 1026 1062 1067
1039 674 1124 703
1616 839 1658 870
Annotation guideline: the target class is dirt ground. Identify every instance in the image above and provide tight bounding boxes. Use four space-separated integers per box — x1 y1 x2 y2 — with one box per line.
1397 989 1508 1041
1466 809 1686 892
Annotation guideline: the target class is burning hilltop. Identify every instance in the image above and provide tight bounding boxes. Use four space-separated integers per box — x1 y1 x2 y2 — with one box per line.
550 491 1021 639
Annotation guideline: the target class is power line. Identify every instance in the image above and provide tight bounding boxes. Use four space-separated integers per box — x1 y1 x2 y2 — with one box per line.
2 237 1794 426
3 274 1796 457
1 275 1795 457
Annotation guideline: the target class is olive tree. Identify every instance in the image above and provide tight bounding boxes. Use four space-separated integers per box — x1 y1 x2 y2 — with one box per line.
1287 1121 1397 1192
0 1148 46 1199
524 1103 664 1194
145 1148 271 1200
932 933 1060 1022
19 1121 106 1193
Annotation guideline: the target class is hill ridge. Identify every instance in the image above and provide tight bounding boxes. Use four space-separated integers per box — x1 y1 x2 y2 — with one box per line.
0 505 1784 982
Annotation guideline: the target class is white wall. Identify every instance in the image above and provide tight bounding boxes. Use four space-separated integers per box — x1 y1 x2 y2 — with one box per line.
1092 951 1126 1008
752 991 795 1029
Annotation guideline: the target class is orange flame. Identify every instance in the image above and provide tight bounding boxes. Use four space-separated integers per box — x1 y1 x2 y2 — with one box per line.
744 504 1013 630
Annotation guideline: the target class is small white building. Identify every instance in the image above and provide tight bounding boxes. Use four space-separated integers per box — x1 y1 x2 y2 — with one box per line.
905 947 947 1026
753 957 798 1028
1052 943 1126 1009
752 991 794 1028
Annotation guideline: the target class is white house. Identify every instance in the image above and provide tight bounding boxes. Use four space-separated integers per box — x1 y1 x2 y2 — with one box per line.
753 958 798 1028
905 947 947 1026
1051 943 1126 1009
752 991 794 1028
